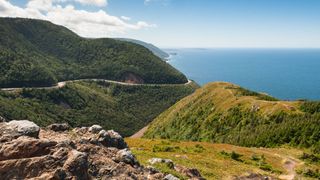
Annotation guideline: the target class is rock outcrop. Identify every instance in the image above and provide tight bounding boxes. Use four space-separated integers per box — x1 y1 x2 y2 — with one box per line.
47 123 70 132
147 158 205 180
0 120 40 142
0 116 6 122
0 120 166 179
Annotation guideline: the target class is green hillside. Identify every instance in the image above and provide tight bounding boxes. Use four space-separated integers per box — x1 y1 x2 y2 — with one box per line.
0 17 187 88
116 38 170 59
144 82 320 152
0 80 198 136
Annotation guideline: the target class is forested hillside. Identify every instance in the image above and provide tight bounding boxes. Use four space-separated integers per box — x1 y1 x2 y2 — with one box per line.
144 82 320 153
116 38 170 59
0 80 198 136
0 18 187 88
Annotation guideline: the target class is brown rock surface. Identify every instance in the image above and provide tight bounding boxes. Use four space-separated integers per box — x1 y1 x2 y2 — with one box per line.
0 121 165 179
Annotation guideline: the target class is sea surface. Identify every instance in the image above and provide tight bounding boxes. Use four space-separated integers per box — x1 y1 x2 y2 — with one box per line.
166 48 320 100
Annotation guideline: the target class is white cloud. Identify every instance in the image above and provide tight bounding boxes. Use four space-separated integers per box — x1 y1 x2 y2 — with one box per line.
0 0 156 37
120 16 131 21
75 0 107 7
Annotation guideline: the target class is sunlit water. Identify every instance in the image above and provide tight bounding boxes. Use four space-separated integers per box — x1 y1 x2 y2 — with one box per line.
167 48 320 100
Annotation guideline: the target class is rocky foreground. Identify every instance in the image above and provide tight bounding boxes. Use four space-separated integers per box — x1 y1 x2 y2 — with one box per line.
0 120 174 179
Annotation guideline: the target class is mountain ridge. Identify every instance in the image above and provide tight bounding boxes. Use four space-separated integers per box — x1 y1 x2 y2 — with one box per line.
144 82 320 152
0 17 187 88
116 38 170 60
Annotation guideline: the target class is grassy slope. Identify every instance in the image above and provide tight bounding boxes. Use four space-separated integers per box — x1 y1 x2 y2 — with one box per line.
144 82 320 151
0 80 198 136
0 17 187 87
126 138 319 180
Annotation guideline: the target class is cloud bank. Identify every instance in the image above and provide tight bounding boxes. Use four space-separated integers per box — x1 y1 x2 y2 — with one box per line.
0 0 156 37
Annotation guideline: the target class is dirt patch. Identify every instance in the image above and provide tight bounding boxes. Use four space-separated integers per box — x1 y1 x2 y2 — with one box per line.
130 126 149 138
279 158 298 180
122 72 144 84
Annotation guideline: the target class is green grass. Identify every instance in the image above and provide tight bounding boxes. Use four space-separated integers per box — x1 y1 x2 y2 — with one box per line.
0 80 197 136
126 138 319 180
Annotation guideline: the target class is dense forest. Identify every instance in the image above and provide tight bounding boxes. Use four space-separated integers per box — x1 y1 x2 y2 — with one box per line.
0 18 187 88
116 38 170 59
144 82 320 153
0 80 197 136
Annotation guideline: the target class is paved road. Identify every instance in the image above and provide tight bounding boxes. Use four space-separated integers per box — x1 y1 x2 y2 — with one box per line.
0 79 192 92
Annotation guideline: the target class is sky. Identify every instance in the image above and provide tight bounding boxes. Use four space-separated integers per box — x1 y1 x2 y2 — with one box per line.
0 0 320 48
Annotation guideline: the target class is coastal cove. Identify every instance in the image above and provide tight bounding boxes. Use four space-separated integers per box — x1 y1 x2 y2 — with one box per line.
167 48 320 100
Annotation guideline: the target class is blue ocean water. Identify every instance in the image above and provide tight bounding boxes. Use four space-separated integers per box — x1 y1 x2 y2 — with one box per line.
166 48 320 100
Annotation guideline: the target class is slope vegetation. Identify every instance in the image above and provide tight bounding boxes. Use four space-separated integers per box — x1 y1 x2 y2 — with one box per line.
116 38 170 59
0 18 187 88
0 80 198 136
144 82 320 152
127 138 320 180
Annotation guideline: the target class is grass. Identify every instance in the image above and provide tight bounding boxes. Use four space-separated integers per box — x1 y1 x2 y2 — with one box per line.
126 138 319 180
144 82 320 151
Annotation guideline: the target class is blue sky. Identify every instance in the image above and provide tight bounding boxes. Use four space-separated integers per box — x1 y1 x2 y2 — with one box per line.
2 0 320 48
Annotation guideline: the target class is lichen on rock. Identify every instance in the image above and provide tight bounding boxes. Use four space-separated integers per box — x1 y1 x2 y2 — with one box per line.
0 120 166 179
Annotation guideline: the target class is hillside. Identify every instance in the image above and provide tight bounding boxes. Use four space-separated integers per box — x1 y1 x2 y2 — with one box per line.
116 38 170 60
0 80 198 137
144 82 320 152
0 17 187 88
127 138 320 179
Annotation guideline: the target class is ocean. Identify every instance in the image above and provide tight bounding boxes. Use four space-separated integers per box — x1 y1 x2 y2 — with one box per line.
166 48 320 100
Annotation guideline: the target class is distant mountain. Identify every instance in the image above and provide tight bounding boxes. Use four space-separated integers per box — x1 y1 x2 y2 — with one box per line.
0 18 187 88
116 38 170 60
144 82 320 152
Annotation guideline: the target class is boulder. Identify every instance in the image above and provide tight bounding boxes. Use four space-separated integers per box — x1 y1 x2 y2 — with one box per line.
0 120 40 142
148 158 174 169
98 130 128 149
115 148 138 166
7 120 40 138
88 125 103 133
164 174 180 180
0 115 6 122
174 165 204 179
47 123 70 132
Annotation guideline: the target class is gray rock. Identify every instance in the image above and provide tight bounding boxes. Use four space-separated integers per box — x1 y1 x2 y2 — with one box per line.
0 115 6 122
146 166 159 174
7 120 40 138
115 148 137 166
164 174 180 180
47 123 70 132
148 158 174 168
98 130 107 137
88 125 103 133
98 130 128 149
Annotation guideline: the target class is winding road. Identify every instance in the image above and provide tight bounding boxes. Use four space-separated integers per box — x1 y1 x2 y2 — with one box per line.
0 79 193 92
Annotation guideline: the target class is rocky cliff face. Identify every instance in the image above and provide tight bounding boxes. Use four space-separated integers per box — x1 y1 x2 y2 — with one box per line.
0 120 167 179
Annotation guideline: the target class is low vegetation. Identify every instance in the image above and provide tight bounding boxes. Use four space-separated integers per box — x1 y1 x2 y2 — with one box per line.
126 138 319 179
0 80 197 136
144 82 320 153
